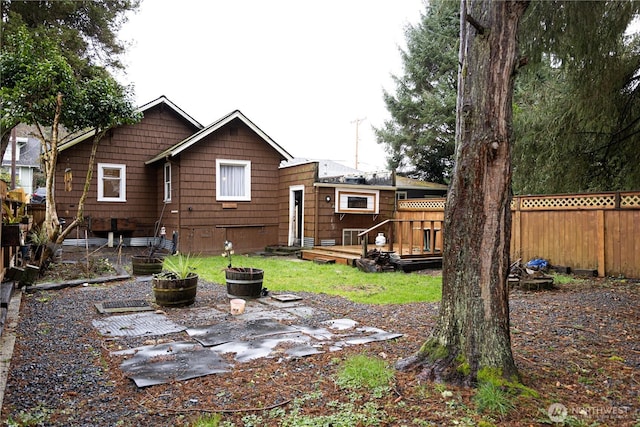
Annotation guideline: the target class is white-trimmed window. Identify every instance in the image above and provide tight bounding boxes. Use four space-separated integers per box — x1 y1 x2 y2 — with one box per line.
164 162 172 202
335 188 379 214
216 159 251 201
97 163 126 202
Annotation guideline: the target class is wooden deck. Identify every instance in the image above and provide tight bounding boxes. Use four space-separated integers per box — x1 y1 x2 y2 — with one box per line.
300 245 443 269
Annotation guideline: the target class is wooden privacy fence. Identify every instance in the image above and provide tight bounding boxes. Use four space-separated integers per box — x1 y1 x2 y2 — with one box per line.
396 191 640 279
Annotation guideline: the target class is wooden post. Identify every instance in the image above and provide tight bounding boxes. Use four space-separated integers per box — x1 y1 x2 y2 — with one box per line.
596 209 605 277
512 196 522 260
408 220 414 255
313 187 319 248
361 234 368 258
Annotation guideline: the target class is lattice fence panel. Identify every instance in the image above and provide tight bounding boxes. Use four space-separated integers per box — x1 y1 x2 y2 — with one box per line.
621 193 640 208
398 199 446 210
519 195 616 210
398 193 640 211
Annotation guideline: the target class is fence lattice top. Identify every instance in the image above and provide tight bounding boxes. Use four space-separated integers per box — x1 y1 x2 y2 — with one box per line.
518 194 616 210
397 199 446 210
397 192 640 211
622 193 640 207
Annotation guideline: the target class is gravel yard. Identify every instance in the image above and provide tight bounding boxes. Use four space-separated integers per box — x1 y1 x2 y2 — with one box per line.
1 248 638 426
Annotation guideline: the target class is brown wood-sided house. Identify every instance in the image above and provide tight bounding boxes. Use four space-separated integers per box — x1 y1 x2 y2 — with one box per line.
55 96 441 255
57 95 290 254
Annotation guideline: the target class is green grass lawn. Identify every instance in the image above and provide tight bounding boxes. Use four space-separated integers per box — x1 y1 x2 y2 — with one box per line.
194 255 442 305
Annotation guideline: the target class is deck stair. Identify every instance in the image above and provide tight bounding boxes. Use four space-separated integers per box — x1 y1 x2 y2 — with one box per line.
299 246 362 266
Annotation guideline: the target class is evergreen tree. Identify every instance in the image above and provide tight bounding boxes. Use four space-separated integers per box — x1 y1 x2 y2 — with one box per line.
1 0 139 71
514 1 640 193
380 0 640 192
0 0 140 158
374 0 459 183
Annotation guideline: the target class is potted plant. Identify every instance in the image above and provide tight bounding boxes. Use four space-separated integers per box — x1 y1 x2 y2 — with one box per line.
28 226 49 262
152 253 200 307
131 237 170 275
223 241 264 299
2 203 25 247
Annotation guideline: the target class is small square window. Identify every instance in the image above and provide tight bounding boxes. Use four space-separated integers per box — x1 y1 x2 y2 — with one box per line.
98 163 126 202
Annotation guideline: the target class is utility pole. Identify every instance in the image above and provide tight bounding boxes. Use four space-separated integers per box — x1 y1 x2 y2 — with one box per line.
351 117 366 169
11 127 16 189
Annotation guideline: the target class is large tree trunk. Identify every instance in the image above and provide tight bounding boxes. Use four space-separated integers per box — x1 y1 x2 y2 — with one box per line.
397 0 529 386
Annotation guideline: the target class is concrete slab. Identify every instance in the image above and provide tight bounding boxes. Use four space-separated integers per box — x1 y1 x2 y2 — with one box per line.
270 293 303 302
92 312 186 337
257 297 305 309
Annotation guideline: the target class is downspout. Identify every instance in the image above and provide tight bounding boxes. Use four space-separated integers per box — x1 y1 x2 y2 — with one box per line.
312 162 320 247
313 185 319 247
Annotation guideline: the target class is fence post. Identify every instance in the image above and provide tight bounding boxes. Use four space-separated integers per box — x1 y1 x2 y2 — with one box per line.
512 197 522 260
597 210 605 277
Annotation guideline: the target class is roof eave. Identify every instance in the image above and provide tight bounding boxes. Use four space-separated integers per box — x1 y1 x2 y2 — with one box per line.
59 95 202 153
146 110 293 165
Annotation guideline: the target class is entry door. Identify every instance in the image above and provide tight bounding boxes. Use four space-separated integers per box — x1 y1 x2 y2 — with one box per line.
289 185 304 247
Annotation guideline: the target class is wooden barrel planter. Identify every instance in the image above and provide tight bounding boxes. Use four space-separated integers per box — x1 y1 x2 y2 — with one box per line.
131 255 164 275
152 273 198 307
225 267 264 299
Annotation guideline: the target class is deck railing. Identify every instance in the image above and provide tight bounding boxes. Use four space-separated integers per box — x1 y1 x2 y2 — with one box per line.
357 218 444 258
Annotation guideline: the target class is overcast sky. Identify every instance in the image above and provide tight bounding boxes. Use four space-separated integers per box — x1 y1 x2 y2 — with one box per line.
117 0 426 171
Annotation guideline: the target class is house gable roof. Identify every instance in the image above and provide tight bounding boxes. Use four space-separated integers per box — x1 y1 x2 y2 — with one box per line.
146 109 293 165
58 95 203 152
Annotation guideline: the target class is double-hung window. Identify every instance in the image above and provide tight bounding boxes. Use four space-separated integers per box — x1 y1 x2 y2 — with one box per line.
97 163 126 202
216 159 251 201
164 162 172 202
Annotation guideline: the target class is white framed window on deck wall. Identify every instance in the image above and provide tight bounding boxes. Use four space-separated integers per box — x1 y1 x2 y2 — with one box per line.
216 159 251 201
97 163 126 202
164 162 172 202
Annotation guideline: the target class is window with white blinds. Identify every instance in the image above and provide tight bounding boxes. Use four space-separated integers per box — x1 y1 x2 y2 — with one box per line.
216 159 251 201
